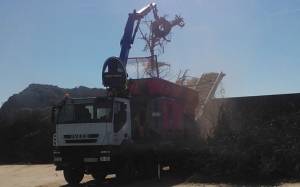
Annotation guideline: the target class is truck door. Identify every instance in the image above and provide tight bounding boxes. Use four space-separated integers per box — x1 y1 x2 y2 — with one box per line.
112 98 131 144
113 101 127 132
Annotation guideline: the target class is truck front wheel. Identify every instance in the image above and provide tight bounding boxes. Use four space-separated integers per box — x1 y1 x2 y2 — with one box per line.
116 158 135 184
63 168 84 184
138 152 157 179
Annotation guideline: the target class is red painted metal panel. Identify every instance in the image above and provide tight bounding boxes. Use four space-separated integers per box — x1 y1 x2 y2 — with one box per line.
162 99 183 137
128 78 198 117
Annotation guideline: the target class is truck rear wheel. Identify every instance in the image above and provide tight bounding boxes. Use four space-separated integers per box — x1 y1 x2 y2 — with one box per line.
63 168 84 184
116 158 135 184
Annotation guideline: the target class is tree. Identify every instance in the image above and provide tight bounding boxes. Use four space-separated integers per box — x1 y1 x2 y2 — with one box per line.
138 5 185 78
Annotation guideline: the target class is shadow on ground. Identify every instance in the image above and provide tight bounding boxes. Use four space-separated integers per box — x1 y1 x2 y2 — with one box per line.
59 170 187 187
59 169 300 187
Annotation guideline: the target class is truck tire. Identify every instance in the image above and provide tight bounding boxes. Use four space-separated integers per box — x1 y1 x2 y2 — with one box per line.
138 152 157 179
116 158 135 184
63 168 84 184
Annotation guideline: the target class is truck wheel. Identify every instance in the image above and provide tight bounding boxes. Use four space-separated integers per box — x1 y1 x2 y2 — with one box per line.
63 168 84 184
139 153 157 179
91 172 107 180
116 158 135 184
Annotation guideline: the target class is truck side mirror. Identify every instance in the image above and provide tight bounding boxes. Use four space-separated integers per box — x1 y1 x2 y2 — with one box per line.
51 106 57 124
51 112 55 124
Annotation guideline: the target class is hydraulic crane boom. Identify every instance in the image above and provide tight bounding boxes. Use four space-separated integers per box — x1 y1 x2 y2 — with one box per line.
102 3 156 92
119 3 156 66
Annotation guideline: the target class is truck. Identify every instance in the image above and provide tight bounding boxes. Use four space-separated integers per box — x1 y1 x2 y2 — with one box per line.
51 3 199 184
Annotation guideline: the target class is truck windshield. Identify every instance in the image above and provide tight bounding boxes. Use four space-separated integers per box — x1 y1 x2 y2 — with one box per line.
57 101 112 124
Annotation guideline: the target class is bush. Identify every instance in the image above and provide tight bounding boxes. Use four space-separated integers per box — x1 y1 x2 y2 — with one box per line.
0 108 54 164
184 105 300 182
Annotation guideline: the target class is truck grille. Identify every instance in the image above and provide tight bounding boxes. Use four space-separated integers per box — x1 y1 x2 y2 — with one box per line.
63 134 99 143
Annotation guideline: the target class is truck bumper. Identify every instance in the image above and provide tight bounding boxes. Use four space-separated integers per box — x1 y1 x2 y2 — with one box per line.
53 146 115 174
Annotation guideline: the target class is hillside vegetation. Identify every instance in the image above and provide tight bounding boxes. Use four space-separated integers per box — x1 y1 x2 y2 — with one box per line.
0 84 105 164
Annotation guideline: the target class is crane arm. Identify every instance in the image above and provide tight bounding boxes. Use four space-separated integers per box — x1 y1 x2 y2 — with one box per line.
137 3 156 16
119 3 156 66
102 3 156 91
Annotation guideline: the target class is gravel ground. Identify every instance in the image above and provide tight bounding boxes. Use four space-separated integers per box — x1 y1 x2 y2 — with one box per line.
0 165 300 187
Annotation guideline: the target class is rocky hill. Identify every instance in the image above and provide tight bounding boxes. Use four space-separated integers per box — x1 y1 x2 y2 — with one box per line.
0 84 106 164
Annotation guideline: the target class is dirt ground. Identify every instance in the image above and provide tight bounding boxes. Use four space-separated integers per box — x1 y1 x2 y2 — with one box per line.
0 165 300 187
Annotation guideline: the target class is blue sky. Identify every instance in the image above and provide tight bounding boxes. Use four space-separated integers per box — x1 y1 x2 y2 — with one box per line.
1 0 300 105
